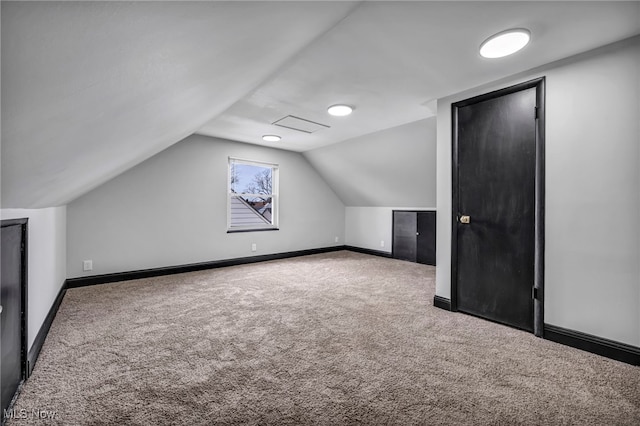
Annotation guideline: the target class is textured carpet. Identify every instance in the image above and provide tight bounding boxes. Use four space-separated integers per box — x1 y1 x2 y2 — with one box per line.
8 251 640 425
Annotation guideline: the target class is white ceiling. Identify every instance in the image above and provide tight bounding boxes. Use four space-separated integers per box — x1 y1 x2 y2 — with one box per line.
198 1 640 152
1 1 358 208
2 1 640 208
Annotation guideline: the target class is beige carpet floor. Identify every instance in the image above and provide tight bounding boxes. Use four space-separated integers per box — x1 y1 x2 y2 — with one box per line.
8 251 640 425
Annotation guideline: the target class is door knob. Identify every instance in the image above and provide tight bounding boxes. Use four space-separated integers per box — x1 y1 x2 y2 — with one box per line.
459 215 470 224
0 305 3 314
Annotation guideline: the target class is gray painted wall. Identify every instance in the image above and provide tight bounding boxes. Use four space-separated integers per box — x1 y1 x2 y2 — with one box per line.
303 117 437 207
67 135 345 278
1 207 67 350
436 37 640 346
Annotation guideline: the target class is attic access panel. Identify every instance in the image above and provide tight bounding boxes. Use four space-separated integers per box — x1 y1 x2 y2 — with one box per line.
272 115 330 134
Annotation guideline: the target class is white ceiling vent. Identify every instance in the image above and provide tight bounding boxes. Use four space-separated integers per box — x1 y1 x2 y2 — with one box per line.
272 115 330 134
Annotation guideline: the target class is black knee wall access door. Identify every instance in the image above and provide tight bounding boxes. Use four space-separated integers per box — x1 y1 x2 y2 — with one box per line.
392 210 436 266
452 78 545 335
1 219 28 418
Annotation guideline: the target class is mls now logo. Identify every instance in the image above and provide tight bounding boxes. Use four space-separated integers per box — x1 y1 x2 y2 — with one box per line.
4 408 57 420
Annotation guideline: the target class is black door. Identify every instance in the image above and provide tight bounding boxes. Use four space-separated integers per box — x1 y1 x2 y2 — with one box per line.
416 211 436 266
1 220 28 416
452 78 544 334
393 211 417 262
393 211 436 266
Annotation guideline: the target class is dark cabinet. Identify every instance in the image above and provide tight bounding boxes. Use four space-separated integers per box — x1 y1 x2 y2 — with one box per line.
392 210 436 265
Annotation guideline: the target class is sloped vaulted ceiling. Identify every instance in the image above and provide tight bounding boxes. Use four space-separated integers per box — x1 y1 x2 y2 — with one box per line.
1 1 358 208
3 1 640 209
198 1 640 152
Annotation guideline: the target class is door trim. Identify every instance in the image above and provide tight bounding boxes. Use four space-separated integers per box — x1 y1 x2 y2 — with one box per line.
450 77 545 336
1 218 29 383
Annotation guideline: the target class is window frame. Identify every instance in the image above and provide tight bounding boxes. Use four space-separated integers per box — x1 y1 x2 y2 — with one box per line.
227 157 279 233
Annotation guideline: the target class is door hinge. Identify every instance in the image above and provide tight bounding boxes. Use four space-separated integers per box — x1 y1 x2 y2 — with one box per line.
534 106 539 119
532 287 539 300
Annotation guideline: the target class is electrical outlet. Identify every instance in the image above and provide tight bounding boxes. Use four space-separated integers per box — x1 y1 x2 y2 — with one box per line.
380 240 385 248
83 260 93 271
251 243 257 252
334 236 339 243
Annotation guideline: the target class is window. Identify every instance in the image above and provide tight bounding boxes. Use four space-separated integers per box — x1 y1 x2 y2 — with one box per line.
228 158 279 232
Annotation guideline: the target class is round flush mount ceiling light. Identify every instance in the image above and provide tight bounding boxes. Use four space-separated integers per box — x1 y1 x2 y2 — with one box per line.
479 28 531 58
327 104 354 117
262 135 281 142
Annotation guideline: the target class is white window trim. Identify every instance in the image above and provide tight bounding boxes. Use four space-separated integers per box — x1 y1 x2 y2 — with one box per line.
227 157 279 232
